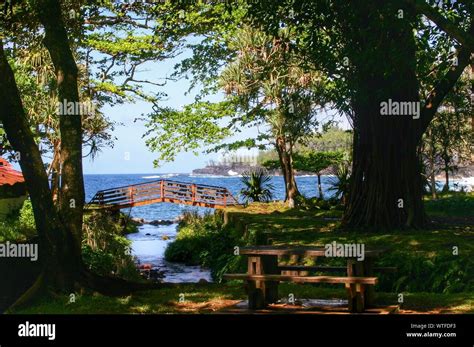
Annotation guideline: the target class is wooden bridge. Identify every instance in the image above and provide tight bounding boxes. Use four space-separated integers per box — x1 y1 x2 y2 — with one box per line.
86 179 240 210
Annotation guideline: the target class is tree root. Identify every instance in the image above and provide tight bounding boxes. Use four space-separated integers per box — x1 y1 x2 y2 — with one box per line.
7 271 46 312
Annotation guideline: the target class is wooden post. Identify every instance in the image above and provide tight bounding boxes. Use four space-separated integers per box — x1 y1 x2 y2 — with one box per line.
347 259 367 312
348 258 375 307
160 180 164 202
192 184 196 203
247 255 279 309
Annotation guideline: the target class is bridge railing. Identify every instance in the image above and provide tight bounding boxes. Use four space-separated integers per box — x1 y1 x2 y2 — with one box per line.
87 179 239 210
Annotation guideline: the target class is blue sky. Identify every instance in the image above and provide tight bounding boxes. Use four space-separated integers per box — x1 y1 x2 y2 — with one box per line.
82 51 259 175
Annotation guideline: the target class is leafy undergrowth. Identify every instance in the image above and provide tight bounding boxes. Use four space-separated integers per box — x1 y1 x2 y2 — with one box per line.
10 283 474 314
424 192 474 218
0 200 36 242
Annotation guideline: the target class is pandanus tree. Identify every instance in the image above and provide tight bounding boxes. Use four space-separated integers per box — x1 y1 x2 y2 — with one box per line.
219 26 327 207
9 45 116 202
144 23 327 208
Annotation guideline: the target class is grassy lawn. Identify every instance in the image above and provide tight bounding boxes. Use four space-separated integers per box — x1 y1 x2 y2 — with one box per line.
7 193 474 314
11 283 474 314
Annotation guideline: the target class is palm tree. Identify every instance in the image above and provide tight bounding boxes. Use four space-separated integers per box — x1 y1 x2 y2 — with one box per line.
240 169 275 203
328 161 351 204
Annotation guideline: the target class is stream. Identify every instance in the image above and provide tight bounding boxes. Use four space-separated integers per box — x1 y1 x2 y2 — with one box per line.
126 223 212 283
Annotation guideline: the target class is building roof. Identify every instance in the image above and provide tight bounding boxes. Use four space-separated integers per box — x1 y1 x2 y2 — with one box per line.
0 158 25 186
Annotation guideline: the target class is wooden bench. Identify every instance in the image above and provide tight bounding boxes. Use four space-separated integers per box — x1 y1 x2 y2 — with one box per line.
224 246 388 313
224 274 378 313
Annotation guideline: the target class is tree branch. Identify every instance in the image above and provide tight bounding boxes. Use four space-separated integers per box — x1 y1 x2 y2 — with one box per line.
406 0 474 52
417 43 473 138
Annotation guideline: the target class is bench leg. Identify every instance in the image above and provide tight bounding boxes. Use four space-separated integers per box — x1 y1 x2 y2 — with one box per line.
348 259 375 308
247 256 279 309
346 283 365 313
247 280 265 309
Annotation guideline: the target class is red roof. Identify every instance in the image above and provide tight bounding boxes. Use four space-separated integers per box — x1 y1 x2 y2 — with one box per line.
0 158 25 186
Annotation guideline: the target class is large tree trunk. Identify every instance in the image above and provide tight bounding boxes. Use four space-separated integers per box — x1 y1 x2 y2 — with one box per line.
336 0 472 229
275 136 300 207
0 41 80 292
340 1 425 229
35 0 85 260
51 159 61 203
426 132 438 200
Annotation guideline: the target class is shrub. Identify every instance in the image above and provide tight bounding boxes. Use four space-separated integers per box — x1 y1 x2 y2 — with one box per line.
0 199 36 242
296 196 341 211
165 211 247 281
327 160 351 203
82 211 140 281
18 199 36 231
376 251 474 293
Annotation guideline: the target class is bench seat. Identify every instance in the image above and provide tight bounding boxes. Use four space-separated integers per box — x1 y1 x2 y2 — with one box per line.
278 265 397 273
224 274 377 284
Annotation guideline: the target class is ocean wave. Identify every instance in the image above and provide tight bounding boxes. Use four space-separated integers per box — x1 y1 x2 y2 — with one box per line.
142 173 180 179
189 174 241 178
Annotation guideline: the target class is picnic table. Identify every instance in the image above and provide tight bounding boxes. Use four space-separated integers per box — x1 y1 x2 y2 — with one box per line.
224 245 392 313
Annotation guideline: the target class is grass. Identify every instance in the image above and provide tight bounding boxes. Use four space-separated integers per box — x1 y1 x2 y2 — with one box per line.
225 197 474 254
11 284 245 314
424 192 474 218
11 282 474 314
